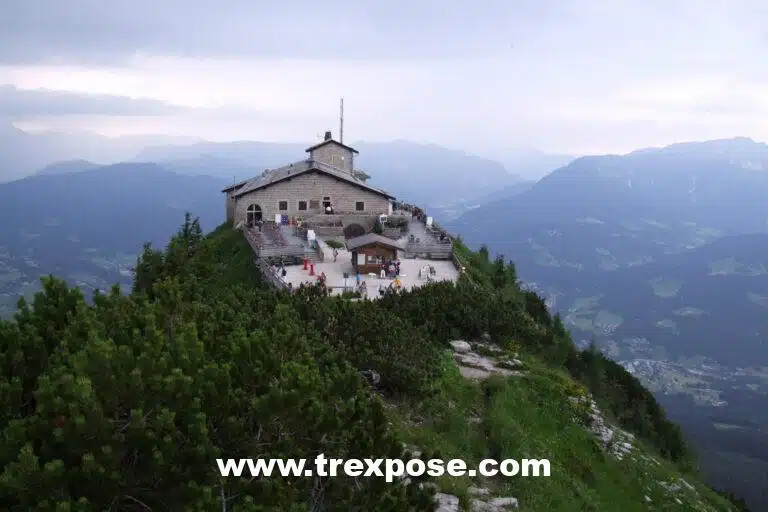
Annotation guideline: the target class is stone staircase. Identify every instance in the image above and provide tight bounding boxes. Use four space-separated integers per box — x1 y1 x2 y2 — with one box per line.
402 218 453 259
242 222 322 263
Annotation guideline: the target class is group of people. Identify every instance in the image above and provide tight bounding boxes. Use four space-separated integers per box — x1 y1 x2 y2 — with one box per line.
351 268 402 298
357 279 400 297
379 258 401 279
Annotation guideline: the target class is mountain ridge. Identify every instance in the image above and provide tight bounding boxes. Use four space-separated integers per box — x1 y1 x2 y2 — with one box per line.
445 138 768 510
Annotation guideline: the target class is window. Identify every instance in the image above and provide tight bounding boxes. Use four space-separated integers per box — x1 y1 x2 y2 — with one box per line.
298 200 308 211
278 201 288 211
355 201 365 211
309 199 320 209
322 196 331 208
246 204 262 224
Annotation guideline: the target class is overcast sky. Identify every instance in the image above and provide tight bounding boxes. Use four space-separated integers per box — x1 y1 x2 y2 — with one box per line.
1 0 766 155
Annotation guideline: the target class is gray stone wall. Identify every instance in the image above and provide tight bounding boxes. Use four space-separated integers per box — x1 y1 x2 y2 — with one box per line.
309 143 354 172
382 228 403 239
226 192 236 222
234 172 390 224
313 226 345 236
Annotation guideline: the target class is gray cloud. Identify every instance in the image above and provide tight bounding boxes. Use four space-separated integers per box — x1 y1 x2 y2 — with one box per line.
2 0 764 87
0 1 623 64
2 0 764 84
0 85 182 116
2 0 766 153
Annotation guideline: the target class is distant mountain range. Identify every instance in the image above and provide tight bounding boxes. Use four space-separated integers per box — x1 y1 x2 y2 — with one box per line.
0 122 200 182
446 137 768 510
135 138 534 216
0 164 226 317
35 159 102 176
477 147 576 180
1 123 571 219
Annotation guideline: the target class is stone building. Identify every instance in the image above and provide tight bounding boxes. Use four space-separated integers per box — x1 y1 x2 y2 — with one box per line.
223 131 395 225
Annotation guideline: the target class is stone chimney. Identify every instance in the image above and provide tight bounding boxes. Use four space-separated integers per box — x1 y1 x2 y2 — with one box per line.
324 131 332 141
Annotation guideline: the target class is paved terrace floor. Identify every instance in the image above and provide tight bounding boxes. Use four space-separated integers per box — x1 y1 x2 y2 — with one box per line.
282 247 459 299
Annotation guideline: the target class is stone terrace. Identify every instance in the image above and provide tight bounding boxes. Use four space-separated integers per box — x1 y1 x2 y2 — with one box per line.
253 203 461 295
282 243 459 298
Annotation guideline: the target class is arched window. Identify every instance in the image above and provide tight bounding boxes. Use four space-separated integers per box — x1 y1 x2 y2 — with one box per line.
246 204 262 224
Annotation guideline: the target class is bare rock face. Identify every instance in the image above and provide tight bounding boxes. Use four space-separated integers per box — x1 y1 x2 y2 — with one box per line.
449 340 472 353
470 496 519 511
453 353 496 372
568 395 635 459
473 342 504 354
448 336 526 381
453 351 524 380
459 366 495 380
434 493 460 512
435 491 519 511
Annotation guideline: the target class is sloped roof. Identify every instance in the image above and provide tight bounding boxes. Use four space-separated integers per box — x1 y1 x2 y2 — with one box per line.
345 233 404 251
221 179 250 193
305 138 359 154
230 159 394 199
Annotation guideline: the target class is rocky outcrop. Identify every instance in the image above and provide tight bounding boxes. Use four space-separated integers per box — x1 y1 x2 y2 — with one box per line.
470 496 519 511
568 394 635 460
449 340 472 353
434 488 519 511
434 493 460 512
449 340 525 380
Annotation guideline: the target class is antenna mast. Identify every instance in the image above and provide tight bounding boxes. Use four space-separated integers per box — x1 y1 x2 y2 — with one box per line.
339 97 344 144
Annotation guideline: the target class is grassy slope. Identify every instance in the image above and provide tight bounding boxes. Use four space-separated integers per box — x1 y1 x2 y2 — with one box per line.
390 354 735 511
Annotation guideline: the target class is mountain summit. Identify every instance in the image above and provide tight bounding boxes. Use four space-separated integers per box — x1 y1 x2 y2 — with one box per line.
630 137 768 159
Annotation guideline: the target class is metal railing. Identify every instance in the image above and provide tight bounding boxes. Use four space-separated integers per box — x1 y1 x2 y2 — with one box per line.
257 259 290 291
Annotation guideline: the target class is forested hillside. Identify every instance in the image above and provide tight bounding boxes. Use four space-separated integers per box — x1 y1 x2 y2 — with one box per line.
0 216 745 510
